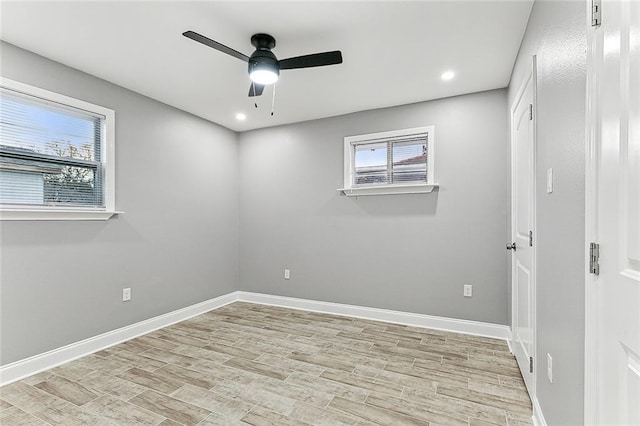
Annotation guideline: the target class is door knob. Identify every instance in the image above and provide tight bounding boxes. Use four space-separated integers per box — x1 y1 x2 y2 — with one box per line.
506 242 517 251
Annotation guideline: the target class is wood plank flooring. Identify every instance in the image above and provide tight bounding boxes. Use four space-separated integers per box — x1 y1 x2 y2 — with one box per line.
0 302 532 425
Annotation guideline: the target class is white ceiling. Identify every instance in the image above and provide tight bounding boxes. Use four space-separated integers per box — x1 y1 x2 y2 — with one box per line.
0 1 532 132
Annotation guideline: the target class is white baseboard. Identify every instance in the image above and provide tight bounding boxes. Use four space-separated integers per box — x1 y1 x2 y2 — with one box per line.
532 396 547 426
237 291 512 341
1 290 513 387
0 291 239 386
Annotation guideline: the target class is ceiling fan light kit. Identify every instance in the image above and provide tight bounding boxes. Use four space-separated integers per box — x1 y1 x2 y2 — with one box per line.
249 65 279 85
183 30 342 98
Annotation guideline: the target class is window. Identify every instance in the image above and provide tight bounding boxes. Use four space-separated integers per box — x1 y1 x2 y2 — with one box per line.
0 78 117 220
340 126 437 196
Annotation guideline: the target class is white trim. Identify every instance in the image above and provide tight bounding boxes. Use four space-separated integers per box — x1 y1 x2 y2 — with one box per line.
338 183 438 197
0 77 113 117
532 396 548 426
341 126 435 193
0 291 513 386
0 209 124 221
237 292 512 341
0 291 238 386
103 101 116 213
584 0 602 423
0 77 117 221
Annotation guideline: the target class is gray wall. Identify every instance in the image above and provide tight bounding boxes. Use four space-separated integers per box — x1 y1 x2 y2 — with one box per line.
239 89 510 325
0 42 240 365
507 1 586 424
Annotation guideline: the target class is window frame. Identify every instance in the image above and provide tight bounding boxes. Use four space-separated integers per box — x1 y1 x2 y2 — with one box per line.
0 77 118 221
339 126 437 196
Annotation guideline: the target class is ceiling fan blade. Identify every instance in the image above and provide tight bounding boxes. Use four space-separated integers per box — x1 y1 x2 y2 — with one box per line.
278 51 343 70
248 83 265 97
183 31 250 62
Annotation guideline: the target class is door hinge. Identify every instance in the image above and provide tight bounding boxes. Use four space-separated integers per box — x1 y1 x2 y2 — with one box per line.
528 104 533 120
529 356 534 373
529 230 533 247
590 242 600 275
592 0 601 26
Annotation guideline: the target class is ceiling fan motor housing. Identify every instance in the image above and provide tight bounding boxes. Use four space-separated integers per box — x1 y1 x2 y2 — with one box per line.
251 33 276 50
248 34 280 79
248 50 279 77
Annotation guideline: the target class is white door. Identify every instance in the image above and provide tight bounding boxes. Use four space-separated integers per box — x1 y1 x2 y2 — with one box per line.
510 59 536 396
586 0 640 424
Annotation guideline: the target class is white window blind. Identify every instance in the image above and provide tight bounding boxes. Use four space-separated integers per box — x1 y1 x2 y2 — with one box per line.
0 86 106 208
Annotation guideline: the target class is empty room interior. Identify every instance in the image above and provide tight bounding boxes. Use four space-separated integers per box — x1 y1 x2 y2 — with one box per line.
1 0 638 425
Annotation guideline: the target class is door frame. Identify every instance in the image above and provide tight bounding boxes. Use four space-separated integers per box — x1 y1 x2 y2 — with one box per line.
510 55 538 403
584 0 603 423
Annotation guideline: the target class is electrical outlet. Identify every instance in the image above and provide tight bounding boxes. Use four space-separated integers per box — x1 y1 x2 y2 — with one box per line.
122 288 131 302
547 353 553 383
547 168 553 193
463 284 473 297
284 269 290 280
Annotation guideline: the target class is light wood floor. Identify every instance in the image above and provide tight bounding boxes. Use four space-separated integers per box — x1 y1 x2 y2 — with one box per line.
0 302 532 425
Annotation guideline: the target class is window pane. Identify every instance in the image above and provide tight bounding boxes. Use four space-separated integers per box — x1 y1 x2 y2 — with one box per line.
0 87 104 207
43 165 100 206
0 164 100 206
354 142 387 185
392 140 427 183
0 90 100 161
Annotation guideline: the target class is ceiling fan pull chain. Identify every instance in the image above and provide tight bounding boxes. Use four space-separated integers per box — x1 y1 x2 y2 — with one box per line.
271 83 276 116
253 82 258 108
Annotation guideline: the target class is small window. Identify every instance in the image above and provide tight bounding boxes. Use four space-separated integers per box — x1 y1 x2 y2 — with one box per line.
340 126 436 196
0 78 116 220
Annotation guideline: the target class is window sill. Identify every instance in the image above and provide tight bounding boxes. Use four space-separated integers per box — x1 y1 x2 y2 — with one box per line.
337 183 438 197
0 208 124 221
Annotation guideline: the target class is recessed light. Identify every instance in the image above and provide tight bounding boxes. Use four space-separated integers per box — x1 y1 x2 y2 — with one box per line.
235 113 247 121
441 71 455 81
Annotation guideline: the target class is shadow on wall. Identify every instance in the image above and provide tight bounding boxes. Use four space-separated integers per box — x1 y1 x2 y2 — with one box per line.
317 189 439 217
0 214 146 246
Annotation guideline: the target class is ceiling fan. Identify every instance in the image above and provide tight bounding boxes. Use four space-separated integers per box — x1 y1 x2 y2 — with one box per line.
183 31 343 97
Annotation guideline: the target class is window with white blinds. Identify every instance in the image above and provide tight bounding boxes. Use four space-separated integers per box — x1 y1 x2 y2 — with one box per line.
0 78 116 218
342 126 435 195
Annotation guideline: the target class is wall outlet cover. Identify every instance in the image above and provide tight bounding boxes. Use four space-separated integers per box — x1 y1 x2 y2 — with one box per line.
122 288 131 302
547 353 553 383
463 284 473 297
546 168 553 193
284 269 290 280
